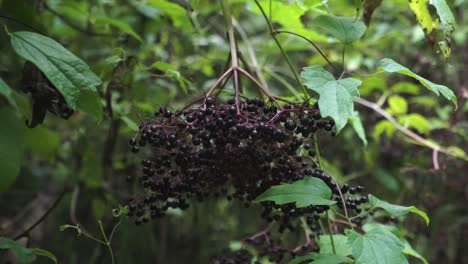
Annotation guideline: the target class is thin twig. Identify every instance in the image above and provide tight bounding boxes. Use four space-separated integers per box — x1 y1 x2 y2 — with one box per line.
14 189 67 240
253 0 308 95
355 97 467 161
274 30 339 73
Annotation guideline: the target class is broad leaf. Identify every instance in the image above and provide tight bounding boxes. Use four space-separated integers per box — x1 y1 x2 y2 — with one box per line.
0 108 24 192
347 228 408 264
9 31 102 110
313 15 366 44
319 235 352 257
301 66 361 132
349 111 367 146
430 0 456 34
369 195 430 225
0 78 18 108
254 177 336 207
377 58 457 106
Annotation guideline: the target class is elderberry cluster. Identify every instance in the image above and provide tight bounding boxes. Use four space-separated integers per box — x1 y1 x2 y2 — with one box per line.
125 97 336 224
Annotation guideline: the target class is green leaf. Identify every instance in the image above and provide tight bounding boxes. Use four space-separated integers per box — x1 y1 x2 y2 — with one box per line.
31 248 58 263
430 0 456 35
313 15 366 44
402 239 428 264
398 113 430 134
0 78 18 108
9 31 102 109
254 177 336 207
288 253 352 264
301 66 361 132
387 95 408 115
0 108 25 192
311 254 352 264
377 58 457 107
346 228 408 264
93 17 143 42
349 111 367 146
0 237 36 263
319 235 352 257
369 194 430 225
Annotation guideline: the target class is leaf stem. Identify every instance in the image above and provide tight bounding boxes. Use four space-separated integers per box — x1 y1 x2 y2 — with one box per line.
253 0 308 96
274 30 339 73
326 211 337 255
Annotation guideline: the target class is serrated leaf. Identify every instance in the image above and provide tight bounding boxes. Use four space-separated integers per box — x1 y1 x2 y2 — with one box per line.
31 248 58 263
319 235 352 257
254 177 336 207
377 58 457 107
94 17 142 42
0 108 25 192
346 228 408 264
313 15 366 44
349 111 367 146
387 95 408 115
0 78 18 108
369 195 430 225
0 237 36 263
301 66 361 132
9 31 102 110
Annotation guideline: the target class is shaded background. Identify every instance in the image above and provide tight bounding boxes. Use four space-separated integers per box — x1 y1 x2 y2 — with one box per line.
0 0 467 263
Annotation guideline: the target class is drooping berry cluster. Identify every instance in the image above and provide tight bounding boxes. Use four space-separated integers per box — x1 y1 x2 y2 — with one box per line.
125 97 336 224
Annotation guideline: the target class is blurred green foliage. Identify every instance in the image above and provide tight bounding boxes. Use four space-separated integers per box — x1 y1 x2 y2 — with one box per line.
0 0 467 263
